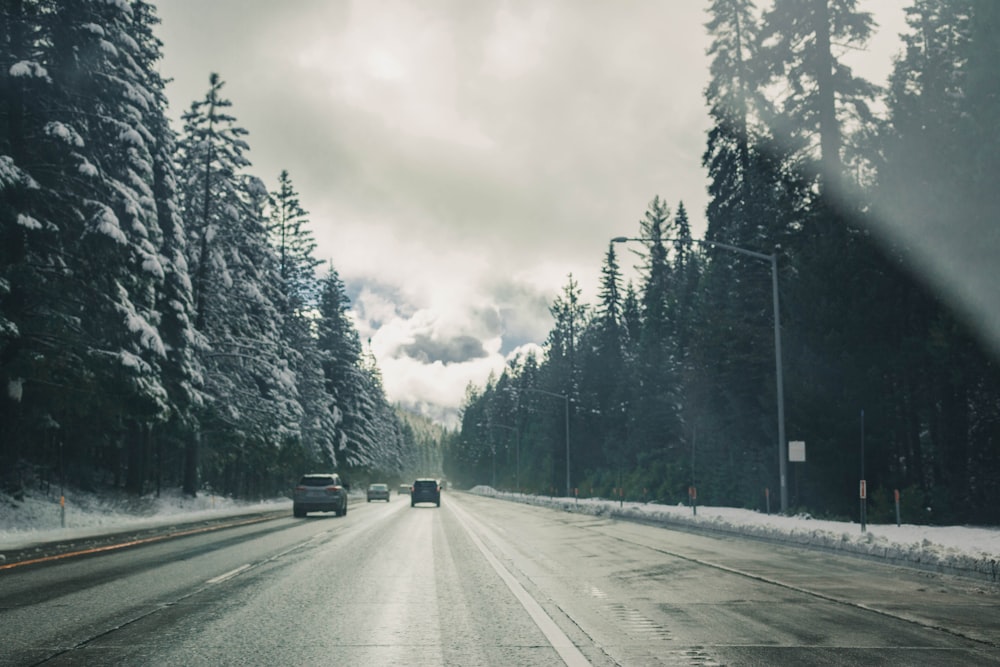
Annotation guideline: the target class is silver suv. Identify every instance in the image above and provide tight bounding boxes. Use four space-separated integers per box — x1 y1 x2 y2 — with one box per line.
293 473 349 517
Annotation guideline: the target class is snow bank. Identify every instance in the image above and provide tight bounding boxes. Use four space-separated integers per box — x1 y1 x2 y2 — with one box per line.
0 486 289 552
470 486 1000 583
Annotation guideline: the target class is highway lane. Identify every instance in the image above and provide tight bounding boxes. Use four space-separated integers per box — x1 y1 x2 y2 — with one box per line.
2 492 999 665
454 495 1000 665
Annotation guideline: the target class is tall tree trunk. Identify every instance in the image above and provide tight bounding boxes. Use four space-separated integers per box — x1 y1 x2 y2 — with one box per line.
183 430 199 496
125 420 146 496
732 0 752 206
814 0 840 187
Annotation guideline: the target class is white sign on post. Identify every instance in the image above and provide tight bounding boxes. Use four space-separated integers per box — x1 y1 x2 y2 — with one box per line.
788 440 806 462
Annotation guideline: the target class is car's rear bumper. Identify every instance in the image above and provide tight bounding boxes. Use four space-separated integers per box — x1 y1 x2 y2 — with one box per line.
293 499 345 511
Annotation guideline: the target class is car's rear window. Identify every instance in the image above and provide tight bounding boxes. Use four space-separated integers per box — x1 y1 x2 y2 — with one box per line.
371 484 387 490
300 476 336 486
413 480 437 489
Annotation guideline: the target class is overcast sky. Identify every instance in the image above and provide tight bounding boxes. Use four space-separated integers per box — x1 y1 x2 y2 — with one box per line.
154 1 908 425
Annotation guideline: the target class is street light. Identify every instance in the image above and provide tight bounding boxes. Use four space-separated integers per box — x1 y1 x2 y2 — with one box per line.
525 387 571 497
611 235 789 513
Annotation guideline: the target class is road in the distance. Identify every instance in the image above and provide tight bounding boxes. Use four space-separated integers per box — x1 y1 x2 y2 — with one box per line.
2 492 999 666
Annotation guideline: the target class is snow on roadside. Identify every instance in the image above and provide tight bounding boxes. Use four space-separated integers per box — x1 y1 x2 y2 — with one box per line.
0 485 290 552
470 486 1000 583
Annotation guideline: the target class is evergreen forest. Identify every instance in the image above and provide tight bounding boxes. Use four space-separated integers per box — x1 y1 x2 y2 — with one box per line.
447 0 1000 524
0 0 435 499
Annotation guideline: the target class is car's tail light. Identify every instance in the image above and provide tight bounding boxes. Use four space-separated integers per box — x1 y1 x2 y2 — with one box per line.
326 485 342 492
294 486 306 491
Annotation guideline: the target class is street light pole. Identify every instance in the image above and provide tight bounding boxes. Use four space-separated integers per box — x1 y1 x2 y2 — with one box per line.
611 235 788 513
485 424 520 492
526 387 570 497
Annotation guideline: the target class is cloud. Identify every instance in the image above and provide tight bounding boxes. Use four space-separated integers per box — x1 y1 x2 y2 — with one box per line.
401 334 487 365
155 1 914 425
344 265 553 422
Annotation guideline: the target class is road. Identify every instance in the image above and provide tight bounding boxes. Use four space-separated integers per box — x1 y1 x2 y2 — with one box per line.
2 492 999 665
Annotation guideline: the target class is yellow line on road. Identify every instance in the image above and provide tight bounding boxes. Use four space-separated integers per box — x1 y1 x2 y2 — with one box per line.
0 514 277 571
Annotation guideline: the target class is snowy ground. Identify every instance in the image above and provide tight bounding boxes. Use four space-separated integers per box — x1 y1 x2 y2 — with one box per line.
470 486 1000 583
0 485 291 554
3 484 998 583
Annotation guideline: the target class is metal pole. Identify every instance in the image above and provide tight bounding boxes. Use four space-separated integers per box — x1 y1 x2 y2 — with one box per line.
861 409 867 533
59 440 65 528
564 394 570 498
612 236 788 512
692 424 697 516
771 254 788 513
523 388 571 497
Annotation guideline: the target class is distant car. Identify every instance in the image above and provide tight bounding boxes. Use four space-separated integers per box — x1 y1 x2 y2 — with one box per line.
410 478 441 507
367 483 390 502
399 484 410 495
293 473 348 517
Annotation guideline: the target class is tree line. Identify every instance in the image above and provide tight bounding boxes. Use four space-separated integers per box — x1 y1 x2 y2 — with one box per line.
447 0 1000 524
0 0 418 499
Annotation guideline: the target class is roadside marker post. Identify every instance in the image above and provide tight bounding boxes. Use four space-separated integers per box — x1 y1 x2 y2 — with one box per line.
894 488 901 527
860 479 868 533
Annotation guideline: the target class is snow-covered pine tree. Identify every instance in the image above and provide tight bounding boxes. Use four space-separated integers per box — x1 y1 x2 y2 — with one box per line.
1 0 185 492
266 170 335 464
129 0 205 493
176 74 302 495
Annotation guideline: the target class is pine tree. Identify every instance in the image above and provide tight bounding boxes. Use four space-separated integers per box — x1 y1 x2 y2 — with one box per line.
543 275 587 491
176 75 298 495
873 0 1000 521
704 0 764 239
0 0 58 483
579 245 627 477
269 170 321 315
314 265 373 469
132 0 204 492
759 0 878 187
0 0 186 493
630 197 684 495
264 169 333 464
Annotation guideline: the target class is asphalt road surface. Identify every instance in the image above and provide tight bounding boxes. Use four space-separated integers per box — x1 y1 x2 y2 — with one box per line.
2 492 999 665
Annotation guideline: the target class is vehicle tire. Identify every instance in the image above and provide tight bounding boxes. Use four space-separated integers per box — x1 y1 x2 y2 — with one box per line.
411 500 415 507
341 503 348 516
293 506 305 518
436 500 440 507
367 498 371 502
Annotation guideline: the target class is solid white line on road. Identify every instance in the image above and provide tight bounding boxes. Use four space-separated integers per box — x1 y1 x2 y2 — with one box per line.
206 563 252 585
448 500 593 667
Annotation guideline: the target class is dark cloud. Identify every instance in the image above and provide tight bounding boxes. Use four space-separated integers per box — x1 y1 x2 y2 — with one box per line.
489 279 554 355
400 334 487 365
